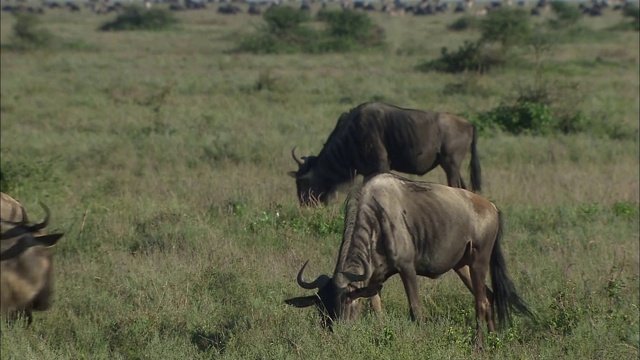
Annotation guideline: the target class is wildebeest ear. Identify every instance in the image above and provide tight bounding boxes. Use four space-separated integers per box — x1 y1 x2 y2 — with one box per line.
284 295 318 308
347 284 382 300
287 171 298 178
34 233 64 247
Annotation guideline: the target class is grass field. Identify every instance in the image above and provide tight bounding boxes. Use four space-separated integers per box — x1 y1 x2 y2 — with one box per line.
0 3 638 359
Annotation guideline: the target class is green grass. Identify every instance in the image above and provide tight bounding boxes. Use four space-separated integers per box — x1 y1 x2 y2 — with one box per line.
1 4 638 359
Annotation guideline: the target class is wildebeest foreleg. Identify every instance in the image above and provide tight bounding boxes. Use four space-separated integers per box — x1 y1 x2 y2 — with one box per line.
399 267 423 322
370 293 383 315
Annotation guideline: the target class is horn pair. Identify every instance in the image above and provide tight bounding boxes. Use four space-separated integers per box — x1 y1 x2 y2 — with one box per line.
1 202 50 241
295 255 371 290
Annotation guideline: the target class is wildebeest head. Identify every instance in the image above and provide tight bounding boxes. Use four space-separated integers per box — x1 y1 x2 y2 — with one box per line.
288 147 330 206
284 259 380 329
1 203 64 261
1 200 64 324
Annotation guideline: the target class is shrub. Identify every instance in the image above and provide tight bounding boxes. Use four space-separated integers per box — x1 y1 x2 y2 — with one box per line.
480 8 531 53
448 16 481 32
623 4 640 31
470 101 556 135
416 40 505 73
468 99 589 136
99 6 178 31
263 5 309 35
549 1 582 28
324 10 383 46
238 7 383 54
10 13 53 50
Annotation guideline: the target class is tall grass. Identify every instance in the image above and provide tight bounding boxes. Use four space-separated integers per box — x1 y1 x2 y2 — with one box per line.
0 5 638 359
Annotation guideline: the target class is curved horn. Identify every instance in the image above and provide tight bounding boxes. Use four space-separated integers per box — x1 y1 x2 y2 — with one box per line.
341 255 371 284
296 260 330 290
28 202 50 232
291 146 304 166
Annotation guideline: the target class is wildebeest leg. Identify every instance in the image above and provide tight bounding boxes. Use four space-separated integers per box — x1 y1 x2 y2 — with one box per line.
370 293 383 316
441 154 466 189
399 267 422 322
455 265 496 332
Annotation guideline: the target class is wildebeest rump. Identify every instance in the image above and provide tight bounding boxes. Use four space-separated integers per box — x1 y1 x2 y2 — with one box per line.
1 193 64 324
285 173 534 347
289 102 481 206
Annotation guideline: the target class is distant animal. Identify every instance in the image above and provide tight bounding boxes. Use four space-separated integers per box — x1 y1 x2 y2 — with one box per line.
217 4 241 14
289 102 481 206
248 3 261 15
1 193 64 324
285 173 535 347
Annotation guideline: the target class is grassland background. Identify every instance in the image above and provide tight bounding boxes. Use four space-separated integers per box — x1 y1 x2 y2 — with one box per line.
0 3 638 359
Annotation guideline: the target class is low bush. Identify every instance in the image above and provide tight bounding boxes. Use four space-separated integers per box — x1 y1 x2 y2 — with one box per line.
99 6 178 31
238 7 384 54
467 100 589 136
10 13 54 50
416 41 504 73
448 16 481 32
549 1 582 29
480 7 531 53
622 4 640 31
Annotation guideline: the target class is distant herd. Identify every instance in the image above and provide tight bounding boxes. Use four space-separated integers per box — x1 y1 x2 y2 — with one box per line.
0 100 546 348
0 0 635 18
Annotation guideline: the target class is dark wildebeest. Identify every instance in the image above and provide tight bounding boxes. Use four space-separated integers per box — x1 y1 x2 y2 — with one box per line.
289 102 481 206
1 193 64 324
285 173 535 347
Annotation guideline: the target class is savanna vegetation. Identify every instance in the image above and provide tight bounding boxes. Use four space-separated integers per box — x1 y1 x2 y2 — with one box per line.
0 2 638 359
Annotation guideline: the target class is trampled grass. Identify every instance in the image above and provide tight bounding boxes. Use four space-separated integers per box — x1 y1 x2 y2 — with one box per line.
0 4 638 359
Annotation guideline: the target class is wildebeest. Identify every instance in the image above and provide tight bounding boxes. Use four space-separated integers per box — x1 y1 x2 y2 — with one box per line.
289 102 481 206
285 173 534 347
1 193 64 324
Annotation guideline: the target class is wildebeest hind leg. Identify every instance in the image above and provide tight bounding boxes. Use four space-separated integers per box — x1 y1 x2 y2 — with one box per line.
470 263 491 348
441 156 465 189
455 265 495 331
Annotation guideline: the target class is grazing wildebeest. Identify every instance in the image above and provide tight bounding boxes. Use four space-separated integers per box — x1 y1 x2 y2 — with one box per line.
285 173 535 347
289 102 481 206
1 193 64 325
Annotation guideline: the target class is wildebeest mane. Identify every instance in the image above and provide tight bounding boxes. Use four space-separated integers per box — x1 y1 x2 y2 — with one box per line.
403 181 433 193
333 181 366 277
314 108 363 184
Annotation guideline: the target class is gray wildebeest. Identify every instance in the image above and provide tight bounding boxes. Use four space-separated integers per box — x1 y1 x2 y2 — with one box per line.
285 173 534 347
1 192 64 324
289 102 481 206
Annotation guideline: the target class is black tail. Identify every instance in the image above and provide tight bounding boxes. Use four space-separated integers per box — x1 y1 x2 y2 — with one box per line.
469 125 482 192
490 211 535 327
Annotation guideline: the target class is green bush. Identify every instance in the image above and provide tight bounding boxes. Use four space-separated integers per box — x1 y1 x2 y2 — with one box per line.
324 10 383 46
263 5 309 35
416 40 504 73
99 6 178 31
468 100 589 136
480 8 531 53
470 101 556 135
10 13 53 50
549 1 582 28
239 7 383 54
623 4 640 31
448 16 481 31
